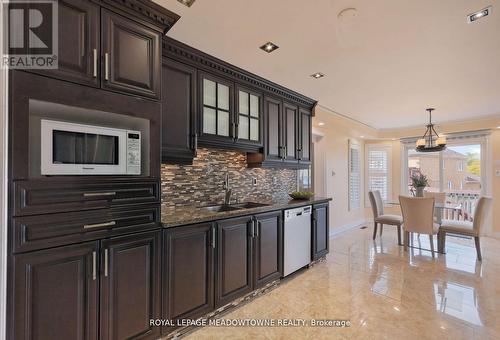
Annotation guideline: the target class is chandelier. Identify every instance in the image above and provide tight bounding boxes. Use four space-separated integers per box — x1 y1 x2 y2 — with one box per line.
415 108 446 152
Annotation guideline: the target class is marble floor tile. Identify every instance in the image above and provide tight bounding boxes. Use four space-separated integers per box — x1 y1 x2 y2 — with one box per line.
185 227 500 339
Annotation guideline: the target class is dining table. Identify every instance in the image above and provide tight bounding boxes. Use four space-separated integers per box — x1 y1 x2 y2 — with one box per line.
385 201 462 253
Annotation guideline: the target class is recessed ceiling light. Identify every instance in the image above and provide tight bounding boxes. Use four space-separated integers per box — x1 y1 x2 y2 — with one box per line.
497 126 500 129
318 121 325 126
311 72 325 79
360 135 365 138
260 42 279 53
467 6 491 23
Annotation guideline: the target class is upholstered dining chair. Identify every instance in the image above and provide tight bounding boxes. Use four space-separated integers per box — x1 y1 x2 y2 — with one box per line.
368 190 403 245
424 191 446 223
399 196 440 257
438 197 492 261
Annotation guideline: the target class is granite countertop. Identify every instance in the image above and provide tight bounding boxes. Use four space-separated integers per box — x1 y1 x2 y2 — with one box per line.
161 196 332 228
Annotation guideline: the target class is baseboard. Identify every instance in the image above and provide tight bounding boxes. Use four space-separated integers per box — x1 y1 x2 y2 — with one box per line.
329 220 368 237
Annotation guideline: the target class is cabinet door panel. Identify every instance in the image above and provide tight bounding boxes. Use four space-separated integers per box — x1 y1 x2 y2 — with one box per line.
162 59 196 163
253 211 283 287
312 203 329 260
163 223 214 332
215 216 253 307
11 242 99 340
102 10 161 99
29 0 99 86
283 103 298 162
300 110 312 163
264 97 282 161
100 231 161 340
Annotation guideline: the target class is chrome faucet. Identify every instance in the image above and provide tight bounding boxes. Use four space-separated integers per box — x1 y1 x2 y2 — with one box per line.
223 173 232 205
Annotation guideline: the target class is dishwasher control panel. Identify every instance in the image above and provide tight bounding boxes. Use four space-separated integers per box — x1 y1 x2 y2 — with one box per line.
284 205 312 222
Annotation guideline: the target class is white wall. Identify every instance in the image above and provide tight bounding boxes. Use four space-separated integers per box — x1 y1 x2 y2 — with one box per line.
313 106 377 235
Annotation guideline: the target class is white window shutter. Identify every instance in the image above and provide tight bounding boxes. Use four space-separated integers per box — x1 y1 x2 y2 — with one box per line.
366 144 392 205
349 141 361 210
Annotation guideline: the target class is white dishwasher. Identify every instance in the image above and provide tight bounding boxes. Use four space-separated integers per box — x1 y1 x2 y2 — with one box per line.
283 205 312 277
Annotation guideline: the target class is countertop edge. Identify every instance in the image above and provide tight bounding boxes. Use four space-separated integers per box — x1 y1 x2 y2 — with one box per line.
162 197 332 228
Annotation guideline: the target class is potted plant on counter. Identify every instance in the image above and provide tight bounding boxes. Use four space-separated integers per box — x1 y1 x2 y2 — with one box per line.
411 174 429 197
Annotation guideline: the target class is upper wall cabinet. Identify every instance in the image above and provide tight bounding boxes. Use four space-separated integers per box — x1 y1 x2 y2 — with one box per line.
162 37 316 164
197 73 263 152
101 10 160 99
161 58 197 164
247 97 311 168
200 73 234 142
25 0 179 100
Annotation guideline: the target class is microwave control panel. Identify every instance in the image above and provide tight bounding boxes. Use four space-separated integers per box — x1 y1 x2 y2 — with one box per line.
126 132 141 175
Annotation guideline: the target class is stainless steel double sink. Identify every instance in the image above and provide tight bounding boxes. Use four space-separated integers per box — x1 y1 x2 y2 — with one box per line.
201 202 270 213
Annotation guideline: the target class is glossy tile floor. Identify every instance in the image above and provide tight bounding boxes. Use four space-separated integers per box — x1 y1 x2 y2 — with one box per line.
186 226 500 339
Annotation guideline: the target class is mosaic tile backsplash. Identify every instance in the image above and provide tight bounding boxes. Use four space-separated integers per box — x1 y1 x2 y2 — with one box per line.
161 147 297 209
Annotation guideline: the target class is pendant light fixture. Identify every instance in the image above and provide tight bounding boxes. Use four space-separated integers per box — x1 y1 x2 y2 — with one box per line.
415 108 447 152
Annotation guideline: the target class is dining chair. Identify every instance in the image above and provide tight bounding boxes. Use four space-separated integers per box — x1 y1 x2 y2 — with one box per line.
368 190 403 245
438 197 492 261
399 195 440 257
424 191 446 223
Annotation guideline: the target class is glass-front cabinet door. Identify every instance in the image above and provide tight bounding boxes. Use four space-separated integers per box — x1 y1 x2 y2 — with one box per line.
236 87 262 146
200 73 233 139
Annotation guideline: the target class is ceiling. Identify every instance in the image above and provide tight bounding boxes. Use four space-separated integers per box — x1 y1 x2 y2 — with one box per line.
154 0 500 129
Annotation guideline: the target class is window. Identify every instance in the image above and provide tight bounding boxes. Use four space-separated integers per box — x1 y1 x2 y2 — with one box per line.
349 141 361 210
202 78 231 136
366 144 392 204
238 90 260 141
401 131 491 227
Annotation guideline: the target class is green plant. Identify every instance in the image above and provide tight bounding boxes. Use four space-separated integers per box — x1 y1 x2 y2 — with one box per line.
411 174 429 188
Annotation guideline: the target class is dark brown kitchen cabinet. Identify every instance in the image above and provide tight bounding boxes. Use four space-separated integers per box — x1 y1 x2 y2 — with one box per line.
100 231 161 340
312 203 329 260
215 216 254 307
161 58 197 164
162 223 215 334
198 72 235 145
101 10 161 99
261 96 283 164
298 108 312 164
253 211 283 287
283 102 298 163
30 0 100 87
10 241 99 340
235 86 263 148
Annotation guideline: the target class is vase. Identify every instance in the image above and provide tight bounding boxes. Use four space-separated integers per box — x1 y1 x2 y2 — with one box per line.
415 187 424 197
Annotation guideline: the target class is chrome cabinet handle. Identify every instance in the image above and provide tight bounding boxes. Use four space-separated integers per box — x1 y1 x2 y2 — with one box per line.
93 49 97 78
92 251 97 280
104 249 109 277
83 191 116 197
211 226 216 248
84 221 116 229
255 220 260 238
104 52 109 80
283 146 287 159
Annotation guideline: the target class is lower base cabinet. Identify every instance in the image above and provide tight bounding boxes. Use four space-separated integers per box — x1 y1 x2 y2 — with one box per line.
100 231 162 340
10 230 161 340
163 211 283 335
215 216 253 307
11 241 99 340
253 211 283 286
162 223 215 334
312 203 329 260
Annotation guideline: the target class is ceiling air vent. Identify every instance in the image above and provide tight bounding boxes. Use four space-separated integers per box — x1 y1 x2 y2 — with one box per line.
467 6 491 23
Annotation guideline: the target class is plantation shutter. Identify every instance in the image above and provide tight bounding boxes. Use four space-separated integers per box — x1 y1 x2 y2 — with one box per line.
349 141 361 210
366 145 391 204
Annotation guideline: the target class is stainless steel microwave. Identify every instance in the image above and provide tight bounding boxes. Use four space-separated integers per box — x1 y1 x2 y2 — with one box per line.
40 119 141 175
